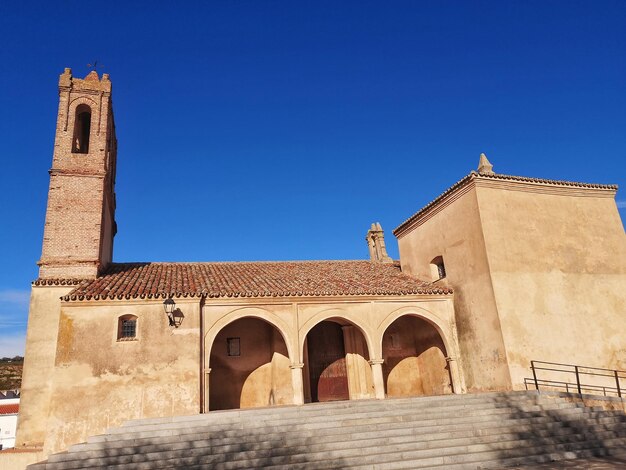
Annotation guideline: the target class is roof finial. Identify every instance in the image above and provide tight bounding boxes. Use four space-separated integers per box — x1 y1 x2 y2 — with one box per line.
477 153 494 175
365 223 393 263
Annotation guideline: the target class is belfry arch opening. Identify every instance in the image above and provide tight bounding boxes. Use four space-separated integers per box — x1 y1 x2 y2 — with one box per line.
208 317 292 411
382 315 452 397
303 319 374 403
72 104 92 153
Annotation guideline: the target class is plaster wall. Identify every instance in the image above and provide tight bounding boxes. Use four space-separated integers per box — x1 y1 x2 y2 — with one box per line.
475 183 626 387
382 316 452 397
42 298 201 455
396 186 512 392
209 317 292 410
16 286 73 448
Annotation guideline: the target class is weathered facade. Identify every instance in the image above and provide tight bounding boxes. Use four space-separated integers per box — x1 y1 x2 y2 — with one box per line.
12 69 626 462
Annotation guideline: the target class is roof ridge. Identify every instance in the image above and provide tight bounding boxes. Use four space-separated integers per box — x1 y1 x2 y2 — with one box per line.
107 259 383 266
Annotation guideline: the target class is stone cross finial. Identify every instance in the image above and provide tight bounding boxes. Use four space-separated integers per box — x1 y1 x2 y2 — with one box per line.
477 153 494 175
366 222 393 263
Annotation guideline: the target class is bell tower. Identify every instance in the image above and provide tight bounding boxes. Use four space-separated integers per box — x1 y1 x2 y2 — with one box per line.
38 68 117 279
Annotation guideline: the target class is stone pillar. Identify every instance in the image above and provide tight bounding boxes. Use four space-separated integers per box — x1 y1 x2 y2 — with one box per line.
446 357 465 394
342 326 374 399
369 359 386 399
204 368 211 412
290 363 305 405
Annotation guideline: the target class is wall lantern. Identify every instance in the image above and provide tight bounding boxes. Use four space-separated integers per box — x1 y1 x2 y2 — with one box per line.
163 298 182 327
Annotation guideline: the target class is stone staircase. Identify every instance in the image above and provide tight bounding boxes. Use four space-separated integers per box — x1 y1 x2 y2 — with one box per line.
28 391 626 469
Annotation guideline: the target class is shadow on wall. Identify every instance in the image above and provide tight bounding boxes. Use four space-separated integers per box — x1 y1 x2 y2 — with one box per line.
488 393 626 466
383 315 452 397
209 317 293 411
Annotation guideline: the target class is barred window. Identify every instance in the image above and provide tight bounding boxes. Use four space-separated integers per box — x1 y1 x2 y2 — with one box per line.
117 315 138 341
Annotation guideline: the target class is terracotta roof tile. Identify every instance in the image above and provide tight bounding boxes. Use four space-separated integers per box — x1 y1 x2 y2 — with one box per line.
52 260 451 301
0 403 19 414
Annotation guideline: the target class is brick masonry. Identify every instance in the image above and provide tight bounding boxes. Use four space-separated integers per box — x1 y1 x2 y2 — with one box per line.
38 69 117 280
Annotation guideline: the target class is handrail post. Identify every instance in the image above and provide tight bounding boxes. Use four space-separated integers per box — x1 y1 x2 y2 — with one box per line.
531 361 539 391
616 370 622 398
575 365 582 395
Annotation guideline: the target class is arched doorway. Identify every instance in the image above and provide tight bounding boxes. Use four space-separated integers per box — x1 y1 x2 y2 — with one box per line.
209 317 292 411
382 315 452 397
304 319 374 402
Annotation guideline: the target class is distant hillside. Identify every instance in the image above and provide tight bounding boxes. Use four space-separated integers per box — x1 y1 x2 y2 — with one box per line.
0 356 23 390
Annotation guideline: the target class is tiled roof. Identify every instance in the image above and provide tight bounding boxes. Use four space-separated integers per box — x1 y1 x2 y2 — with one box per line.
55 260 451 301
394 171 618 235
0 403 19 414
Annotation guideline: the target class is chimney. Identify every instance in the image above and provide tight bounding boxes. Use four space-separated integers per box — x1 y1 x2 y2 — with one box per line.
366 222 393 263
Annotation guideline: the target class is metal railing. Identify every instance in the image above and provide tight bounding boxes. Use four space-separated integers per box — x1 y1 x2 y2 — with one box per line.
526 360 625 398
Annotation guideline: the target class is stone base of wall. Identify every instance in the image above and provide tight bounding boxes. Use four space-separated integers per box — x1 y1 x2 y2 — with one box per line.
541 391 626 413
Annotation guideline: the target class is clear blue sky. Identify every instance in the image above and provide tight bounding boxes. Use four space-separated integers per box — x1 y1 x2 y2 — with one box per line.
1 1 625 356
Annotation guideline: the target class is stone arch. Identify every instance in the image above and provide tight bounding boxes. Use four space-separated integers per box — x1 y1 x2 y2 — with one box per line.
205 307 295 364
299 308 375 360
300 309 375 403
377 306 455 358
378 306 456 397
206 310 294 411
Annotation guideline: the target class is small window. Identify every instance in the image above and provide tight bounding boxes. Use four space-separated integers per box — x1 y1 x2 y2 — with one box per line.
430 256 446 281
117 315 137 341
227 337 240 356
72 104 92 154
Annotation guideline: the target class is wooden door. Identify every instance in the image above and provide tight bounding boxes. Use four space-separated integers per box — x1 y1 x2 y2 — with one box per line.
306 321 349 402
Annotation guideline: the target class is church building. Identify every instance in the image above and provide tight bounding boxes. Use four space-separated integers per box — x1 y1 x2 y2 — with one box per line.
14 69 626 459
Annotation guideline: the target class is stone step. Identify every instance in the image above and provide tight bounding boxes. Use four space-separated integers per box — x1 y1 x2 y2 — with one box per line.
110 435 626 470
48 413 626 468
87 404 612 445
103 399 581 436
51 417 626 466
63 411 625 460
40 429 626 470
28 392 626 470
118 391 555 428
76 410 625 460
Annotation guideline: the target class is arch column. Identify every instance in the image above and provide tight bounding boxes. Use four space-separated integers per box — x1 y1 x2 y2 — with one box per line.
203 368 211 412
369 359 386 399
290 363 305 405
446 356 465 394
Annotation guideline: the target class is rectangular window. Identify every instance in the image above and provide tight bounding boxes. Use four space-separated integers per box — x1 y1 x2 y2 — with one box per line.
121 319 136 339
227 337 240 356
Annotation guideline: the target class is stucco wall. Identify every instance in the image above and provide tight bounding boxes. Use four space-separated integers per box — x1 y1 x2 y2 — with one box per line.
16 286 74 448
42 298 201 455
475 182 626 387
396 186 512 392
382 316 452 397
209 317 292 410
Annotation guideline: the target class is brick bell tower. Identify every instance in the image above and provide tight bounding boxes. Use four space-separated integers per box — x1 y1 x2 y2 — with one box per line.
38 68 117 279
